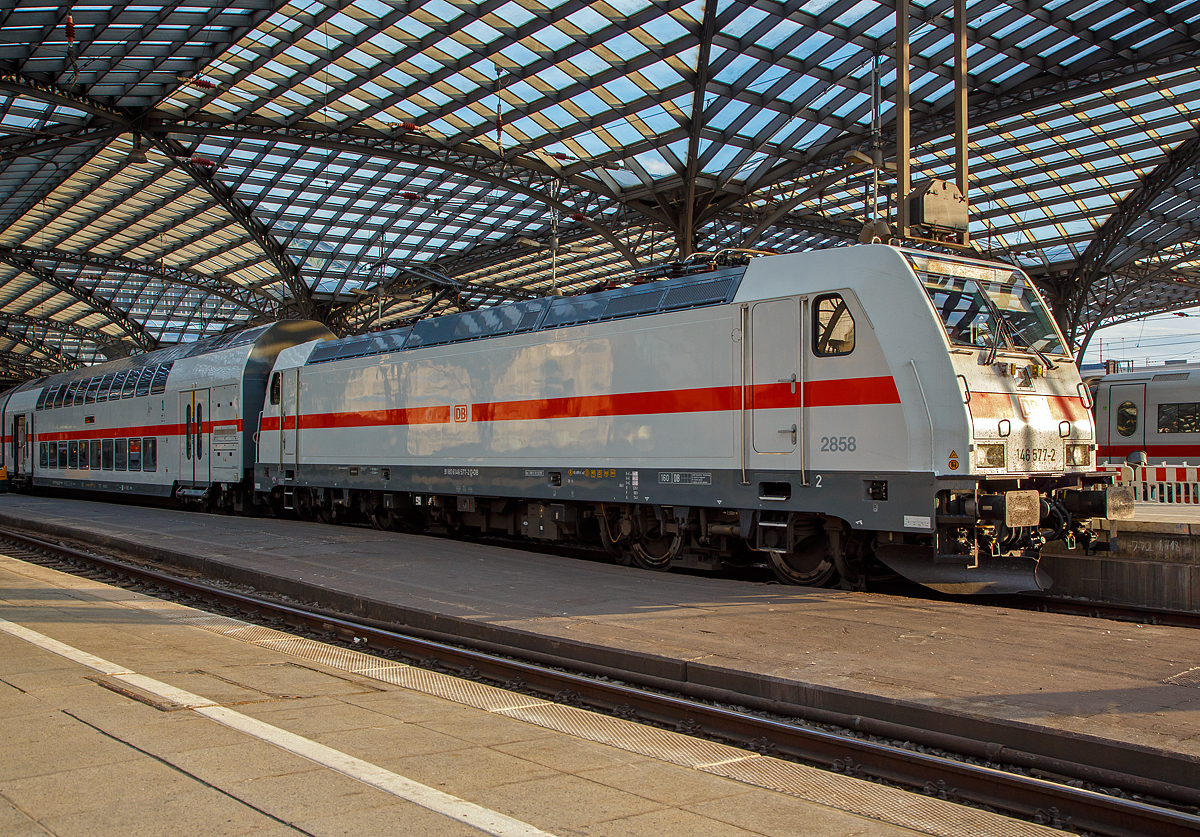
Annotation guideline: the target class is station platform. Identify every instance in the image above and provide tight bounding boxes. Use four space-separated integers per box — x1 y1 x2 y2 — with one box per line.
1040 502 1200 610
1 494 1200 779
0 530 1046 836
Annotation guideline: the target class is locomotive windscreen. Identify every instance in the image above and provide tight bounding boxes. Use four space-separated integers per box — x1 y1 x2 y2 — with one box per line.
907 254 1067 357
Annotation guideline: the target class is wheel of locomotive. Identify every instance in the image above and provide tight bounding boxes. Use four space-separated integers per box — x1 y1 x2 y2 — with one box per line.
316 504 340 525
368 505 396 531
267 491 288 520
766 530 838 586
629 524 682 571
294 488 317 522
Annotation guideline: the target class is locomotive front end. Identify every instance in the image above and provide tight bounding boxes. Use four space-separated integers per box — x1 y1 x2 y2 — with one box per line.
877 253 1133 594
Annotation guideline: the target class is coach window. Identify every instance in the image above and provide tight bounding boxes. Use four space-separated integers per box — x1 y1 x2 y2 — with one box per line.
39 442 48 468
1158 402 1200 435
813 294 855 356
128 438 142 471
270 372 282 405
143 438 157 472
115 439 127 471
121 369 140 398
68 441 79 469
96 373 116 403
1116 401 1138 437
84 377 102 404
109 371 128 399
57 441 67 467
102 439 114 470
134 368 153 397
90 440 101 470
74 380 89 406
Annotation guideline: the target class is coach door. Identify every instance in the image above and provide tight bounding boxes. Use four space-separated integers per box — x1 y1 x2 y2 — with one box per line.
750 298 801 456
179 388 211 485
10 414 28 476
280 368 299 468
1108 383 1145 454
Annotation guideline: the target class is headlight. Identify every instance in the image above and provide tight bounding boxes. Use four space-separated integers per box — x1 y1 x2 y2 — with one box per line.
1066 444 1091 466
976 444 1005 468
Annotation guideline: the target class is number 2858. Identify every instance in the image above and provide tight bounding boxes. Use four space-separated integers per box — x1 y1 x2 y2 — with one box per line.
820 436 856 452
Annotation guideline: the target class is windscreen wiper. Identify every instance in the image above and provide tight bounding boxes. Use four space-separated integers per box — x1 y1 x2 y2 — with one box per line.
995 311 1056 369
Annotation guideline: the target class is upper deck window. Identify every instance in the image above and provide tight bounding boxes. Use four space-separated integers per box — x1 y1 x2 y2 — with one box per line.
907 255 1067 357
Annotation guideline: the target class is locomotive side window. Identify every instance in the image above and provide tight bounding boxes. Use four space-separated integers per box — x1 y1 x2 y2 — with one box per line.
1158 402 1200 434
813 294 855 356
270 372 282 405
1116 401 1139 437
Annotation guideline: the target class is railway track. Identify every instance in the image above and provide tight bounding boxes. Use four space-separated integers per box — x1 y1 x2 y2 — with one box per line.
2 525 1199 837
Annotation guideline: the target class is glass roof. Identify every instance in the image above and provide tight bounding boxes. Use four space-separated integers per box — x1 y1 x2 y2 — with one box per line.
1 0 1199 378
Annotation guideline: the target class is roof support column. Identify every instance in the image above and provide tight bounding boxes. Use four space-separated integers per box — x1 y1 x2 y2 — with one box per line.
954 0 969 244
681 0 719 258
895 0 911 240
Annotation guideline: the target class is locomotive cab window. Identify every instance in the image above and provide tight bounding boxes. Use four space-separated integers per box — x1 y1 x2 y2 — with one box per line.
813 294 855 356
270 372 282 405
1116 401 1139 437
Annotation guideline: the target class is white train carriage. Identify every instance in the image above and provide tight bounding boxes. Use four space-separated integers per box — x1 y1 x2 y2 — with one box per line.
1095 363 1200 466
257 245 1129 594
2 321 330 504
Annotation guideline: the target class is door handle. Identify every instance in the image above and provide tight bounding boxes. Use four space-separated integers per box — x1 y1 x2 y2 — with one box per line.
779 423 797 444
778 374 797 394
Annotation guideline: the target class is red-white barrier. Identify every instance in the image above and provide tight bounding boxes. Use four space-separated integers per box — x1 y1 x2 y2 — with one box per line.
1098 464 1200 505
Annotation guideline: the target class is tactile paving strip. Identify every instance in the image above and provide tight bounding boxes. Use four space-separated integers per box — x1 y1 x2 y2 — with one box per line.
1165 667 1200 687
498 702 757 768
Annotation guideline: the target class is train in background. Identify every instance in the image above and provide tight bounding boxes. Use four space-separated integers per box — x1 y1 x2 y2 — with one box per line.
0 245 1132 595
1094 363 1200 466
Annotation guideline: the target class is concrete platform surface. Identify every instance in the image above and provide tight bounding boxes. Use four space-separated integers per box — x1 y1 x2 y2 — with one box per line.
3 495 1200 768
0 549 1049 837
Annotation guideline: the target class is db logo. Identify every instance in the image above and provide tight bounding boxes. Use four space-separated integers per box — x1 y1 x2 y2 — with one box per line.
454 404 469 423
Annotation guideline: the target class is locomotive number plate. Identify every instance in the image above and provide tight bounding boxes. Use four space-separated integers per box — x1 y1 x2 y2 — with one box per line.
1012 447 1057 469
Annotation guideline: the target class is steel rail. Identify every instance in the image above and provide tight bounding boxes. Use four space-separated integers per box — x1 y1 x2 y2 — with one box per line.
2 526 1199 837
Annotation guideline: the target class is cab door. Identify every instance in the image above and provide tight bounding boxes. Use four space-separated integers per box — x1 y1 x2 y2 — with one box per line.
179 389 211 485
280 369 299 468
750 298 800 456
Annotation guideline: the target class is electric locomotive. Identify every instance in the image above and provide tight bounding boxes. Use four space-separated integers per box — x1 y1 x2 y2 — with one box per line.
1 244 1131 594
254 244 1130 594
